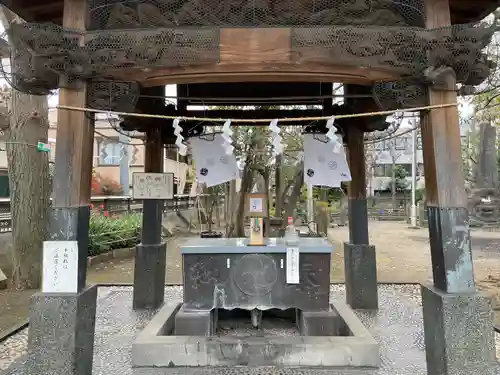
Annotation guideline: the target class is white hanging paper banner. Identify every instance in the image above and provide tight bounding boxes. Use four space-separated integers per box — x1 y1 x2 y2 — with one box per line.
269 119 283 156
286 246 300 284
172 117 187 155
190 134 239 187
303 134 351 187
42 241 79 293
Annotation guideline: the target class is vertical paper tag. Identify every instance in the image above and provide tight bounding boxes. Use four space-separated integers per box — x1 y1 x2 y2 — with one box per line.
286 247 300 284
42 241 79 293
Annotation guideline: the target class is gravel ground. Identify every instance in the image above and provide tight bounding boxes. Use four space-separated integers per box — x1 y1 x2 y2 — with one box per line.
1 222 500 333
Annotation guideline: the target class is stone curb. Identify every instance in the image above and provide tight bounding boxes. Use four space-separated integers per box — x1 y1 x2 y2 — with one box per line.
0 319 28 343
87 247 135 267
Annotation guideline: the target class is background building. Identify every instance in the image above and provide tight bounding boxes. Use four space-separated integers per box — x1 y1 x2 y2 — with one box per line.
0 109 193 197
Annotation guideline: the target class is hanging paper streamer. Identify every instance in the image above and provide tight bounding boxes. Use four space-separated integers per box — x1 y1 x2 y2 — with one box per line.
269 119 283 156
303 134 351 188
221 119 234 155
325 116 342 153
172 118 187 156
190 133 239 187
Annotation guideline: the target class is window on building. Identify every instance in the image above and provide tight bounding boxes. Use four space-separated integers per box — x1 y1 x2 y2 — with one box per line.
416 136 422 150
373 164 386 177
374 141 383 151
99 141 121 165
395 137 407 150
399 164 412 175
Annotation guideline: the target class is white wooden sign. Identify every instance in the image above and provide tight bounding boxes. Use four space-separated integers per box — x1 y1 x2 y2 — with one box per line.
249 197 264 213
132 172 174 200
286 247 300 284
42 241 79 293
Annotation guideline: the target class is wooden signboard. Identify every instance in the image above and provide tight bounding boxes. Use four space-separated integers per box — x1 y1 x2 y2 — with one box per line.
132 172 174 200
245 193 268 218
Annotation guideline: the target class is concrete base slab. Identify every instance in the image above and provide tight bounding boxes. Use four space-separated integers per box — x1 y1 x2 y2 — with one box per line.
421 284 496 375
344 242 378 310
132 300 379 367
26 285 98 375
133 243 166 310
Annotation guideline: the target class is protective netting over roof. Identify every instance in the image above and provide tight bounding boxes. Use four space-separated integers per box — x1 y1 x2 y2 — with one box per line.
1 0 497 114
88 0 426 30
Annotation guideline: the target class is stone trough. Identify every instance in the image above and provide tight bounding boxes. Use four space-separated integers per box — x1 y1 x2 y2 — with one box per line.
131 300 379 367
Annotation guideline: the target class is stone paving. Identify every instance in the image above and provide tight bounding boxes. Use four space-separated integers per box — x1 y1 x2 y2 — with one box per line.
1 222 500 372
0 284 499 374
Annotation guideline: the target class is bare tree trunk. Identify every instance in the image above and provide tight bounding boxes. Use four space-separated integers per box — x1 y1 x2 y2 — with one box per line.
283 162 304 226
6 90 50 290
391 163 397 208
275 155 282 217
233 161 254 237
215 191 221 228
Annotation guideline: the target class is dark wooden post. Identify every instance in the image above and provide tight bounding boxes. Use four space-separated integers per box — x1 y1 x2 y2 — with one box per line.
420 0 495 373
343 120 378 310
26 0 98 374
132 86 167 309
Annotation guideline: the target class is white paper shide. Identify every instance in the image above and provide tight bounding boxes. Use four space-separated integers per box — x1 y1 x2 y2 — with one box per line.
303 133 352 188
190 133 239 187
42 241 79 293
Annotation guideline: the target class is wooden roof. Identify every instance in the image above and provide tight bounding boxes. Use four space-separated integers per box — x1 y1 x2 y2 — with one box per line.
1 0 499 25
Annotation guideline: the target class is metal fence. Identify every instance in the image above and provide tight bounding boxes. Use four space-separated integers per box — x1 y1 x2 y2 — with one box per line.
0 194 202 234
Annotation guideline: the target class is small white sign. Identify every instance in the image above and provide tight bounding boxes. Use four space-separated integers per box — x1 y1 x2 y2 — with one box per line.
132 173 174 200
42 241 79 293
249 197 263 213
286 247 300 284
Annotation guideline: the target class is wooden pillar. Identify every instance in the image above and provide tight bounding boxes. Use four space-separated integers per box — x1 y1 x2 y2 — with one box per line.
26 1 98 375
133 86 167 309
343 85 378 309
420 1 495 373
346 126 369 244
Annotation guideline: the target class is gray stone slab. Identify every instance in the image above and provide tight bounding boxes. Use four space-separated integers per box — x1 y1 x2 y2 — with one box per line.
3 285 500 375
133 243 167 310
298 307 340 336
174 305 216 336
181 237 333 254
25 285 97 375
344 242 378 309
421 284 496 375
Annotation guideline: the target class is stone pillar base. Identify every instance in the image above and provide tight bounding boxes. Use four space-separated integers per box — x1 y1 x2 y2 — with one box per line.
174 305 217 336
133 243 167 310
26 285 97 375
421 284 495 375
344 242 378 309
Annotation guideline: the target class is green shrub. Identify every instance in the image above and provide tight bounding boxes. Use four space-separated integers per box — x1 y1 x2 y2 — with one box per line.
88 213 142 256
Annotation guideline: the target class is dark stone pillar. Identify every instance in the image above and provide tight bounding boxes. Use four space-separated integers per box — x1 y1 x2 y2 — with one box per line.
49 207 91 292
344 104 378 310
133 123 167 309
26 286 98 375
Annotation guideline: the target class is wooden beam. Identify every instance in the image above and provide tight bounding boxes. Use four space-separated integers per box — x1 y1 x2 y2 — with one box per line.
2 0 498 25
345 122 368 244
421 0 474 293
